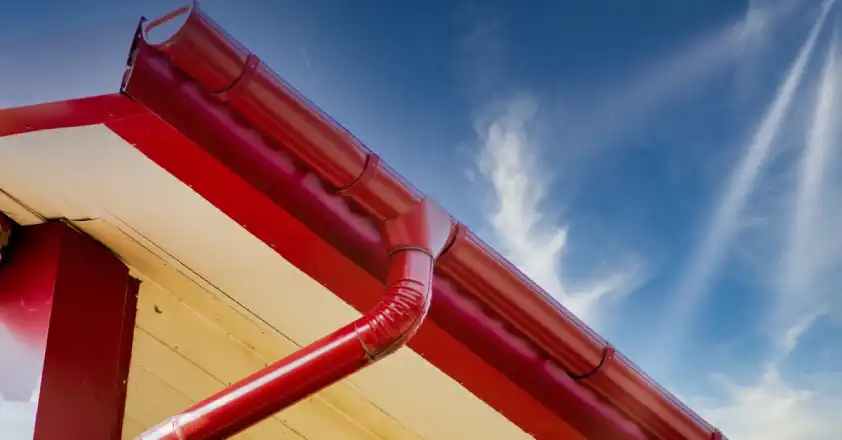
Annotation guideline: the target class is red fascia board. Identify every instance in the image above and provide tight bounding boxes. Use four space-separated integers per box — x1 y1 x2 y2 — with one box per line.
0 94 145 138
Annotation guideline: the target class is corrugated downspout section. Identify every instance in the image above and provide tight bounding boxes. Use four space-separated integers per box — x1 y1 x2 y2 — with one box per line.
128 4 725 439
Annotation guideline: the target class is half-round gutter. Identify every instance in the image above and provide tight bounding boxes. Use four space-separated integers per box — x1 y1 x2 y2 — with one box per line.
138 196 453 439
127 4 725 439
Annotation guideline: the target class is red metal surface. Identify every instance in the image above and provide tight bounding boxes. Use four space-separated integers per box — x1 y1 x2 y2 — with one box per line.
438 228 606 376
139 0 371 192
0 93 144 138
138 199 453 439
122 5 721 439
0 222 138 440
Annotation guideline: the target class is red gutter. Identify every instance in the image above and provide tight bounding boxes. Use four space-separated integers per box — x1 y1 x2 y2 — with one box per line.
122 4 724 439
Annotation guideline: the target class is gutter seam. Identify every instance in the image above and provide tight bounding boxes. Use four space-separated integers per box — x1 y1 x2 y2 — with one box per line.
570 345 616 380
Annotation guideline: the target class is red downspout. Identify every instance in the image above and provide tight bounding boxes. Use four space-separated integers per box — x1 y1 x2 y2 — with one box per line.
138 198 454 439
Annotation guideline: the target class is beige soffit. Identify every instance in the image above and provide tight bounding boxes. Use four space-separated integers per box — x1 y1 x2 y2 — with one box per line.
0 125 531 440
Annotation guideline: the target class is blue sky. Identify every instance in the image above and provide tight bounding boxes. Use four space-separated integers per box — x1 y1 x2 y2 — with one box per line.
2 0 842 438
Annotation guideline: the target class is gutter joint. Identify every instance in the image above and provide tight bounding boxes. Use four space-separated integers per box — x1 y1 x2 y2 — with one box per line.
570 344 616 380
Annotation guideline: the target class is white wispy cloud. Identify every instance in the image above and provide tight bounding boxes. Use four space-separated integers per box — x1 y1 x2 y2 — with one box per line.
457 0 800 338
461 1 842 438
549 0 790 176
653 0 834 365
733 0 804 96
779 26 840 323
691 311 839 440
689 11 842 439
472 97 645 326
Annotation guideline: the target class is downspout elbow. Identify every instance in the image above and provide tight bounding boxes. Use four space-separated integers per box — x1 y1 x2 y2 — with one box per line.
356 198 454 360
137 199 453 440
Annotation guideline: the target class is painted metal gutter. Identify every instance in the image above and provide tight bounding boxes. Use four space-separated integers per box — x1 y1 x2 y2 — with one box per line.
138 198 454 439
121 4 725 439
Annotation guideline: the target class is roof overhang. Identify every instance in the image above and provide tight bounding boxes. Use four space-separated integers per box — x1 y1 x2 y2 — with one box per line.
0 125 535 439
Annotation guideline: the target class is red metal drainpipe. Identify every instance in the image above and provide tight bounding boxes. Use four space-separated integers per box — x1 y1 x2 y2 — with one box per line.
137 195 454 439
134 5 724 439
137 24 456 440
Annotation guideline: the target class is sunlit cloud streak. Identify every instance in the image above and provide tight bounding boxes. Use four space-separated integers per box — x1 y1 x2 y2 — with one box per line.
473 97 646 326
652 0 834 368
779 27 840 327
553 0 798 176
690 311 839 440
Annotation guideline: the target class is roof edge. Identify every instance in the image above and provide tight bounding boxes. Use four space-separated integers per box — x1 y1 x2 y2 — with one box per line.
0 94 144 138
